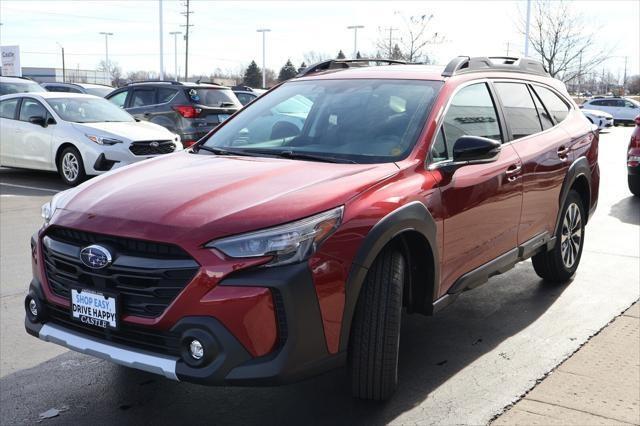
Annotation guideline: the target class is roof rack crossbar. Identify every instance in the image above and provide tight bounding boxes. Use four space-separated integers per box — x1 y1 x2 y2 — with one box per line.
296 58 407 77
441 56 549 77
125 80 183 86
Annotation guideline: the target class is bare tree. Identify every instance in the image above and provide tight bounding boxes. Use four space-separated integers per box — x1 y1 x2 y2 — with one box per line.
523 0 608 83
303 51 330 65
376 13 442 62
97 60 123 86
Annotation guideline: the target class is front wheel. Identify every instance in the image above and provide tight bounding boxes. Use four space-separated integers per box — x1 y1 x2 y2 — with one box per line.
532 190 585 283
57 146 86 186
348 246 404 401
629 174 640 197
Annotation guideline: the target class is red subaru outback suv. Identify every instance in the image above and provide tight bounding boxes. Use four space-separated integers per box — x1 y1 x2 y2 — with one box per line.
25 57 599 400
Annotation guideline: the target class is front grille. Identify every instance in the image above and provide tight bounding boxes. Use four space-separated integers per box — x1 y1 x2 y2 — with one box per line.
45 302 181 356
42 227 199 318
129 140 175 156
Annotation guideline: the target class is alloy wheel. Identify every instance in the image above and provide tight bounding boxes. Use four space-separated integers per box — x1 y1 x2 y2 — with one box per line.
62 152 79 182
560 203 582 268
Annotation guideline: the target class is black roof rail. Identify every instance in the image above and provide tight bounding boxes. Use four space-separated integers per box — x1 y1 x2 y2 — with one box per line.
232 85 254 92
193 80 223 86
296 58 407 77
441 56 549 77
125 80 183 86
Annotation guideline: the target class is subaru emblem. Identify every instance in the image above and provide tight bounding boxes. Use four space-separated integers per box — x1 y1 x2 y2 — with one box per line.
79 245 112 269
150 141 160 148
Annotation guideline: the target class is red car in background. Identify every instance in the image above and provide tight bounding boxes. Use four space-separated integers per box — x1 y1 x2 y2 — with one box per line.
25 57 599 400
628 115 640 196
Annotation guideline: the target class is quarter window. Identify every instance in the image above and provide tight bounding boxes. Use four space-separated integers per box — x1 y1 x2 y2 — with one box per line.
158 88 178 103
530 89 553 130
495 82 542 140
19 98 48 121
108 90 128 108
0 98 19 119
431 83 502 162
533 86 570 123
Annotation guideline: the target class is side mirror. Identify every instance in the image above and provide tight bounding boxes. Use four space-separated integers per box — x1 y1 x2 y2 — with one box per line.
28 116 47 127
452 135 501 164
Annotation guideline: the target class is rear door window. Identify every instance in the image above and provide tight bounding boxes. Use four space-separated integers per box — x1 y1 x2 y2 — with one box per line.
158 88 179 103
130 88 157 107
495 82 542 140
108 90 128 108
532 86 570 123
0 98 19 119
431 82 502 162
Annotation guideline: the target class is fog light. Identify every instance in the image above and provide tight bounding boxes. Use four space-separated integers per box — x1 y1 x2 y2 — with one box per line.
189 339 204 360
28 299 38 317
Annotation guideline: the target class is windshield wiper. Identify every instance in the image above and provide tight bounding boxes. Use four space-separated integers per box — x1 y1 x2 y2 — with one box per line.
274 150 357 164
194 145 260 157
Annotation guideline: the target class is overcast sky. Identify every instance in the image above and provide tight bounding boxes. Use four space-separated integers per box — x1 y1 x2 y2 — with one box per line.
0 0 638 80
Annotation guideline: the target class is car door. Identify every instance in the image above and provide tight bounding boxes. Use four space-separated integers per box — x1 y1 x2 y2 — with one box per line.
430 81 523 294
0 97 21 166
622 99 640 121
13 97 56 170
499 82 573 245
587 99 612 116
126 87 158 121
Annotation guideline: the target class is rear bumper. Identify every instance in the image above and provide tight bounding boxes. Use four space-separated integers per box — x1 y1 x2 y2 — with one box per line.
25 262 345 386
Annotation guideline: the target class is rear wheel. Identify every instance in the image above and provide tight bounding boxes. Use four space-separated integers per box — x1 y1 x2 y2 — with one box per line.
348 246 404 401
532 190 585 283
629 175 640 197
57 146 86 186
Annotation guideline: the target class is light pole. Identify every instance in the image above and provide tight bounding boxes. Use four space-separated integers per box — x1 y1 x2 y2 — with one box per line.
524 0 531 57
56 42 66 82
99 32 114 81
159 0 164 80
169 31 182 80
347 25 364 59
256 28 271 88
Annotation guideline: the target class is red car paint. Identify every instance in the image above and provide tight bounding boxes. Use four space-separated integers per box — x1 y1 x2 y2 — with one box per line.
32 64 599 364
629 116 640 167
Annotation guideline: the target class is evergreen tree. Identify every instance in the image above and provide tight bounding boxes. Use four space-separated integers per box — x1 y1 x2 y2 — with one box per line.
243 60 262 88
391 44 404 61
336 50 346 59
298 61 307 73
356 51 362 59
278 59 298 82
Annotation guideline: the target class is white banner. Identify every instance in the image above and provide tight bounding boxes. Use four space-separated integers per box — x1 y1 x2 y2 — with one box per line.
1 45 22 77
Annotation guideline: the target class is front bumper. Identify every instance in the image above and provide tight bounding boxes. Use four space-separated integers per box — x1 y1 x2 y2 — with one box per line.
25 262 345 385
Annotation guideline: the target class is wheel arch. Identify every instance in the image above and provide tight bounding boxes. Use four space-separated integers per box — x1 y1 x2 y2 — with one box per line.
339 201 439 352
556 156 591 233
55 142 79 170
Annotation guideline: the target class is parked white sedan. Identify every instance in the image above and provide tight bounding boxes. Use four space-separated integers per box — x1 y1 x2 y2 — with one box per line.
580 97 640 125
0 92 182 185
581 108 614 130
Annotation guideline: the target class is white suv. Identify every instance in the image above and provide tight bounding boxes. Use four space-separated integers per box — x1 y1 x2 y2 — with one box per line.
580 97 640 124
0 92 182 185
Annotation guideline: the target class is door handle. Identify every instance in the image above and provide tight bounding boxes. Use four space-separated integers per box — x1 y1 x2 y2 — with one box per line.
505 163 522 182
557 145 570 158
143 112 152 117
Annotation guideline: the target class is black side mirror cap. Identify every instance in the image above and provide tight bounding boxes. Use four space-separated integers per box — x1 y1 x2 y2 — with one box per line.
452 135 501 163
28 116 47 127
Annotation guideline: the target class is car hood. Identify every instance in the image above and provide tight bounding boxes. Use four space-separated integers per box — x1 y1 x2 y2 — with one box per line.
56 151 398 243
71 121 176 141
582 109 613 118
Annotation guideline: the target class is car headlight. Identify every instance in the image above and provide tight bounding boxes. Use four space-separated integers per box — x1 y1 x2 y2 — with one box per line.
41 189 73 226
207 206 344 267
85 134 123 145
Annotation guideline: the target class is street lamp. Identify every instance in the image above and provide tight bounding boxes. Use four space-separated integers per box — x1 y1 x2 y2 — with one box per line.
256 28 271 88
347 25 364 59
169 31 182 80
99 32 114 82
56 42 66 83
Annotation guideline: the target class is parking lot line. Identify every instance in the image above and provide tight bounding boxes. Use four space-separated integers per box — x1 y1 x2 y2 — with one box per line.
0 183 60 194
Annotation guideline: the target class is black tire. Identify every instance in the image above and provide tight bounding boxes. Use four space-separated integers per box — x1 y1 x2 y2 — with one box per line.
532 190 585 283
348 246 404 401
629 175 640 197
57 146 86 186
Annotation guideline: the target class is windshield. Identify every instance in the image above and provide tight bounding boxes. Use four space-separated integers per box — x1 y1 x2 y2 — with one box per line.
201 79 442 163
0 80 46 95
46 97 135 123
186 88 241 108
84 87 114 97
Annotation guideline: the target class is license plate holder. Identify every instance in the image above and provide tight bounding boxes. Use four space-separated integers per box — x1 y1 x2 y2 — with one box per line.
70 287 119 330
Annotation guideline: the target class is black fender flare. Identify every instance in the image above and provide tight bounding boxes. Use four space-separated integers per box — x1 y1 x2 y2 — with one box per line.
338 201 439 352
554 156 592 234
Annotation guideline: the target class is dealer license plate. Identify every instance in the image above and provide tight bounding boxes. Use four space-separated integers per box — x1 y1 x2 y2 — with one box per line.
71 288 118 329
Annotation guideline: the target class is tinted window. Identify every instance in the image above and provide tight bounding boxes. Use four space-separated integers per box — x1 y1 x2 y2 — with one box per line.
19 99 48 121
203 79 442 164
186 88 241 108
46 85 71 92
131 89 156 107
158 88 178 103
0 98 19 119
495 82 541 139
530 89 553 130
533 86 570 123
590 100 606 106
235 92 256 105
108 90 128 108
432 83 502 161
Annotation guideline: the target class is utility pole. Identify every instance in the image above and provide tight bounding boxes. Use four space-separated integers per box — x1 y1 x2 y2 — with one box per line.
347 25 364 59
256 29 271 88
170 31 182 80
181 0 193 81
506 42 510 56
623 56 628 93
57 42 66 83
99 32 114 81
524 0 531 57
381 26 398 58
159 0 164 80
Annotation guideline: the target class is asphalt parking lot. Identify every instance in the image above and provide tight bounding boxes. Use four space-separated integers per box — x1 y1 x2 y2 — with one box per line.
0 127 638 425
